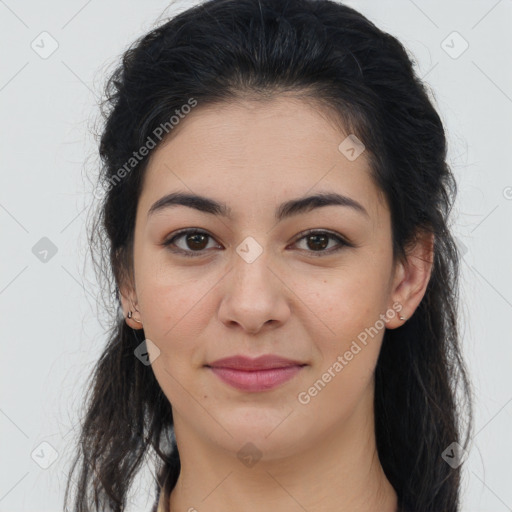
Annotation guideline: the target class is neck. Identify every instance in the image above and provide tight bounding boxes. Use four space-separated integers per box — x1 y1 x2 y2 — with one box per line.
168 389 397 512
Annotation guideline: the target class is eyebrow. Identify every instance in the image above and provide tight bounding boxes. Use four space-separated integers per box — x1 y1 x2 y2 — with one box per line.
147 191 369 222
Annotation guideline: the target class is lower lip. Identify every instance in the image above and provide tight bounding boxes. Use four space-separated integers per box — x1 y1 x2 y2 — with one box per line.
208 365 304 392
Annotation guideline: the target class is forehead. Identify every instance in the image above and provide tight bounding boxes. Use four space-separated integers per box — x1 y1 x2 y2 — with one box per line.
139 95 387 222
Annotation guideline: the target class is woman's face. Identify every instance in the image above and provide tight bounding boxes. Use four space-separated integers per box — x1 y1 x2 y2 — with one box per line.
121 95 411 460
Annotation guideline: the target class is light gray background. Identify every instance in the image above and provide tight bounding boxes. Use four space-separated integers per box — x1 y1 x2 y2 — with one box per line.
1 0 511 510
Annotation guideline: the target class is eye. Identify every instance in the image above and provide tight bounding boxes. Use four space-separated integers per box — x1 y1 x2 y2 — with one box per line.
162 228 352 258
162 229 220 257
291 229 352 256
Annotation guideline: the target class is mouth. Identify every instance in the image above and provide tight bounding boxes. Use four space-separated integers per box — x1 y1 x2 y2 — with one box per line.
205 355 307 392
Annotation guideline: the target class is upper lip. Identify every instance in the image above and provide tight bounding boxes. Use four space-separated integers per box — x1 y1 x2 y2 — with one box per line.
206 355 306 371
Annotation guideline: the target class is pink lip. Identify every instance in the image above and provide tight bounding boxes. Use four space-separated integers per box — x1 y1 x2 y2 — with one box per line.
206 355 306 392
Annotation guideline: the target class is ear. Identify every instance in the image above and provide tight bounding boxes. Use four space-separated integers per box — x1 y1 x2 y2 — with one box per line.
119 280 144 330
386 230 434 329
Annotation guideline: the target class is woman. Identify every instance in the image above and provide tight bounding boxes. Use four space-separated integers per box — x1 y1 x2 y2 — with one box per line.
65 0 473 510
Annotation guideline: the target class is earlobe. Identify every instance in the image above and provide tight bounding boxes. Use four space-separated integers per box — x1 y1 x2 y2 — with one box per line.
119 285 144 329
127 309 143 325
387 231 434 329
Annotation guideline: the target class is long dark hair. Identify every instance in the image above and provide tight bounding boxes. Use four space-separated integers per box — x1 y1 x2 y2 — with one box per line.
65 0 473 510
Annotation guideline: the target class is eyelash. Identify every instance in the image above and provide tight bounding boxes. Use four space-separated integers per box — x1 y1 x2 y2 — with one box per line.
161 228 353 258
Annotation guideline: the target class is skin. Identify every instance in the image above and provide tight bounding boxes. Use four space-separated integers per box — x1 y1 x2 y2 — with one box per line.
120 95 434 512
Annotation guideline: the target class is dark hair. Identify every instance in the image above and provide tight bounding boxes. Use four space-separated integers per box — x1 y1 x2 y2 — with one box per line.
65 0 473 510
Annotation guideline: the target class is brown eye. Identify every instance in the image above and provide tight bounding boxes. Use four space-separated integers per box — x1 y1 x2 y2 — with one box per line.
293 230 351 256
163 229 220 257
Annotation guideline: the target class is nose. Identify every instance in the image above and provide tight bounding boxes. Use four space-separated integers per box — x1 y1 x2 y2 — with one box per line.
217 246 291 335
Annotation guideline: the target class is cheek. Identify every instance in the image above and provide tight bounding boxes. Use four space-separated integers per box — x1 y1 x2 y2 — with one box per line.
140 268 213 407
290 261 390 389
291 260 391 331
296 280 387 419
136 250 218 339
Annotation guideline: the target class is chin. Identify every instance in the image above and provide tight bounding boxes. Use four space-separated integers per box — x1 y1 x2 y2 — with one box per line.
213 411 304 457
